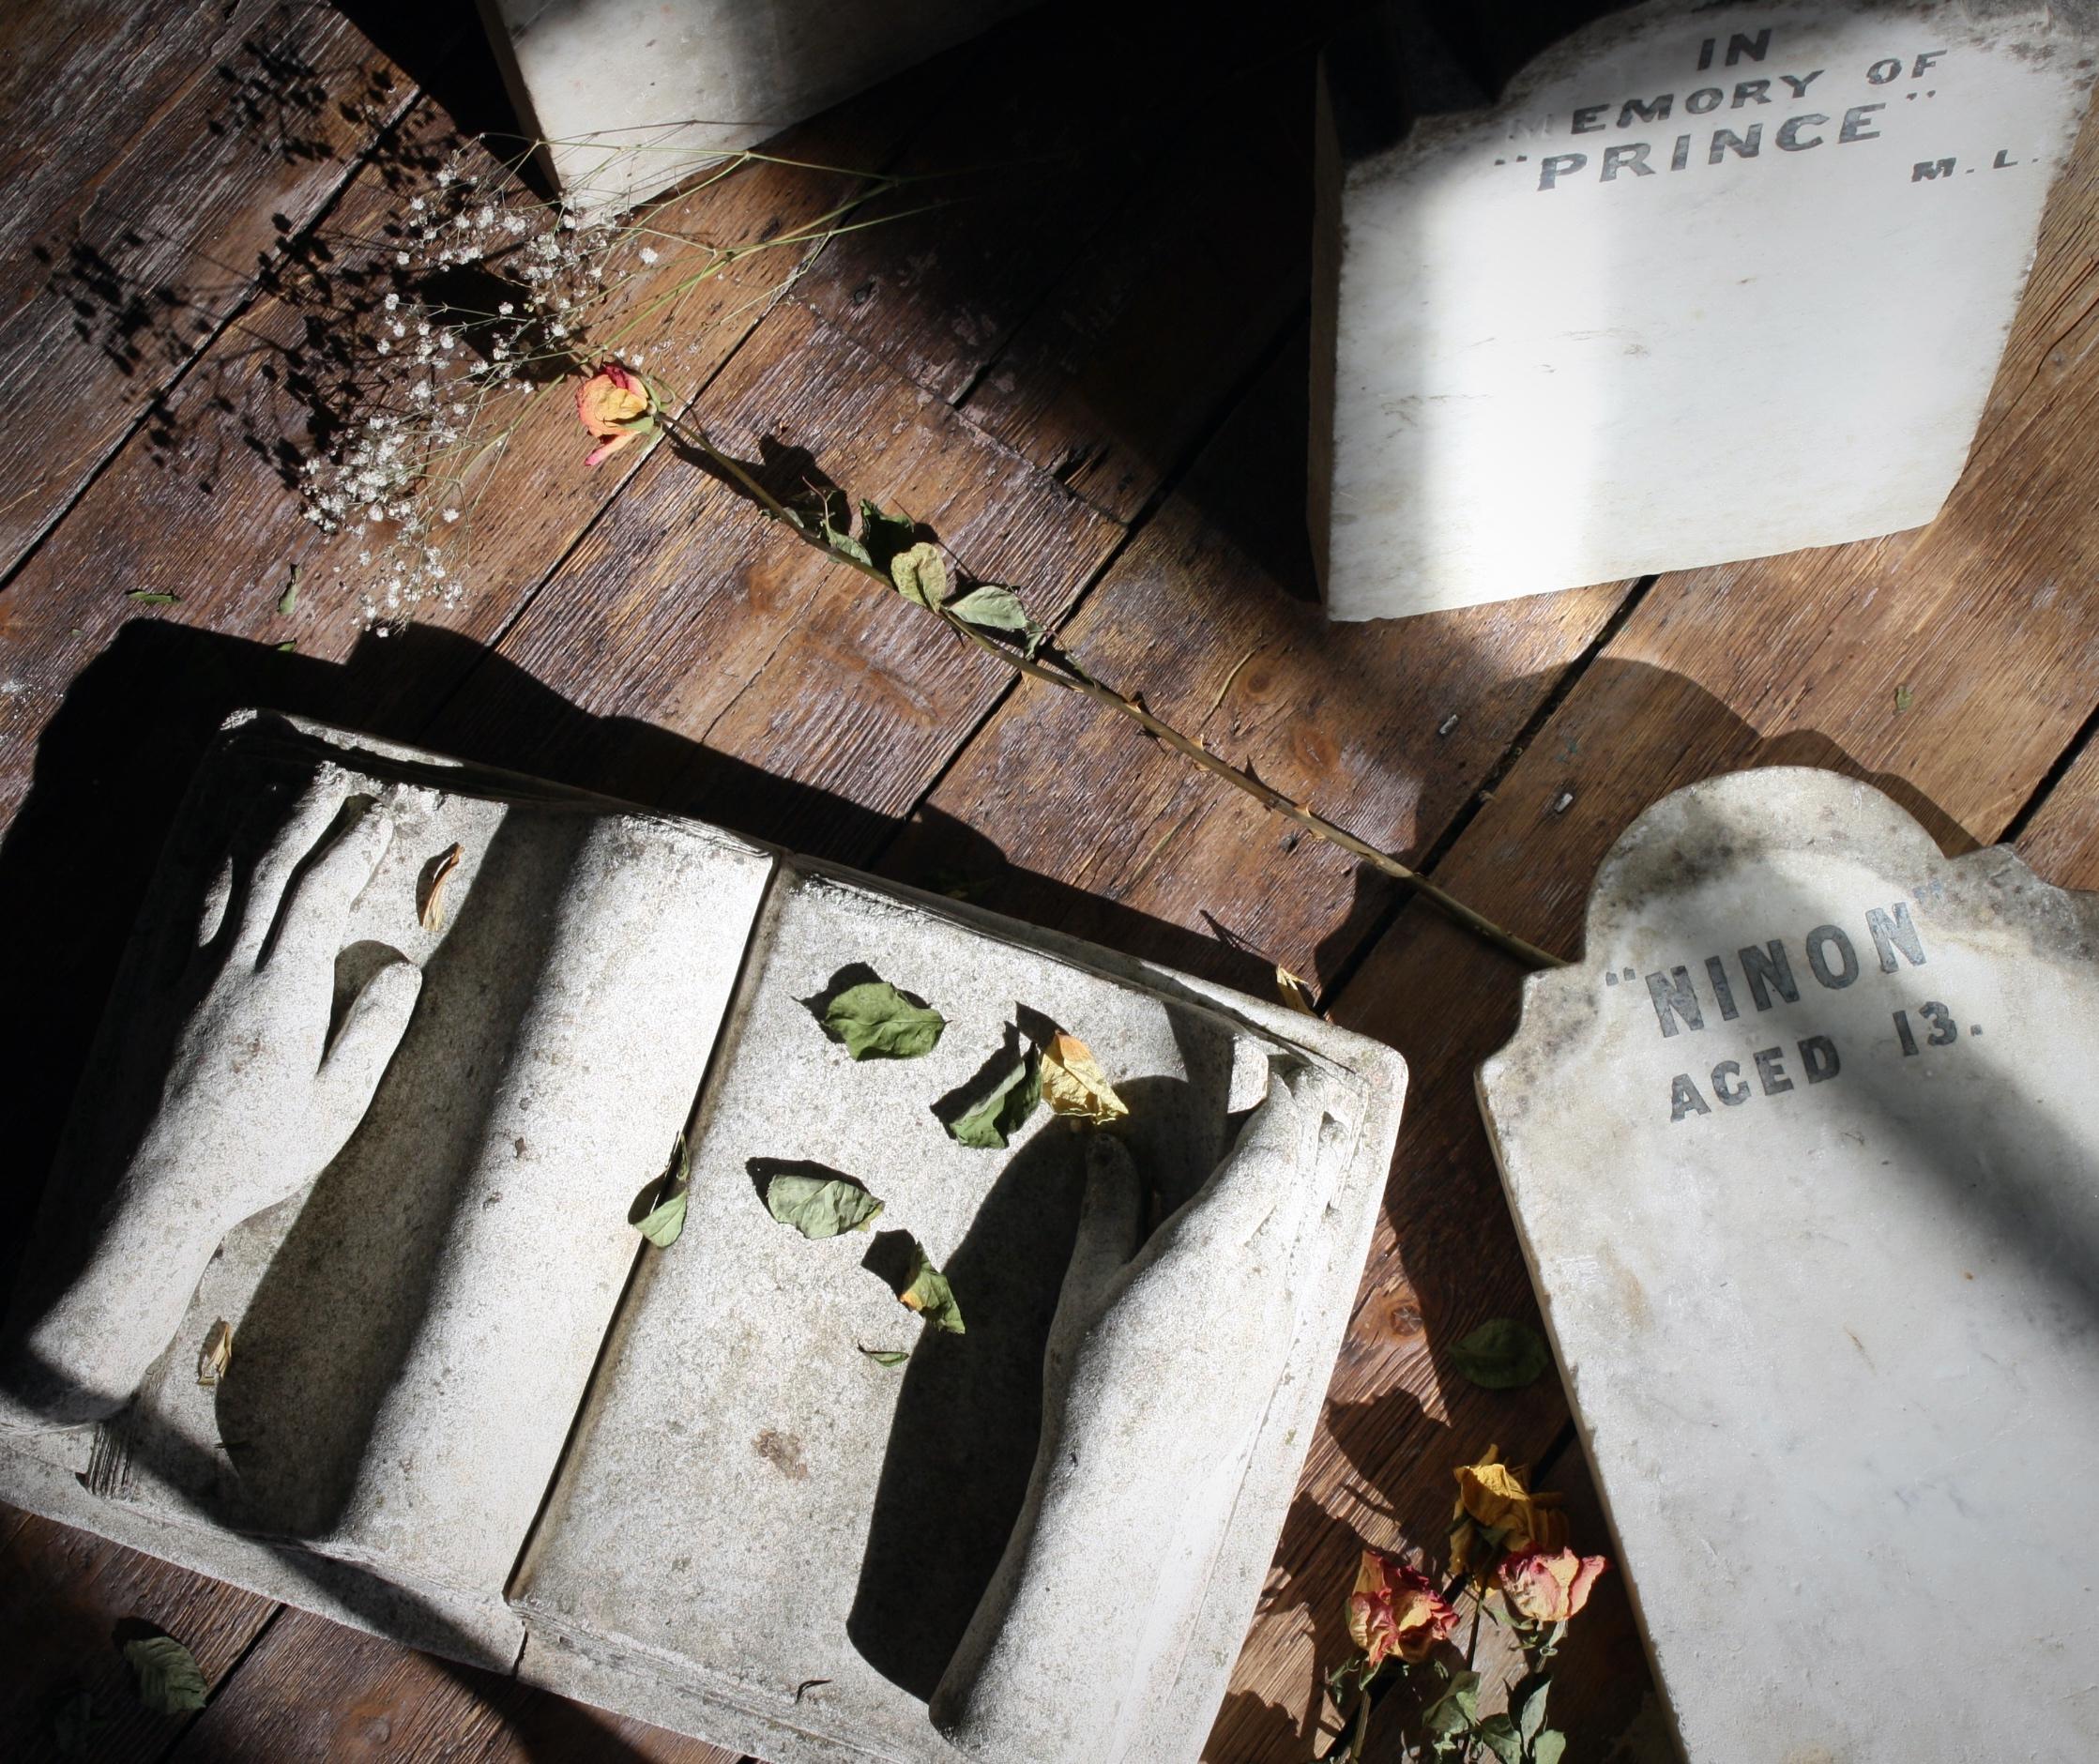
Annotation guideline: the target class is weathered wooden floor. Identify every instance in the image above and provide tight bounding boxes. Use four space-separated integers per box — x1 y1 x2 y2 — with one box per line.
4 1 2097 1758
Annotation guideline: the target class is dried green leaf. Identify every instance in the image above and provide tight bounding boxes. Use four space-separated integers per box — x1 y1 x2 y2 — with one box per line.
1422 1671 1480 1737
126 591 179 606
859 499 919 572
945 584 1044 656
821 981 945 1059
766 1173 883 1239
1894 683 1914 713
890 540 948 609
899 1243 965 1333
859 1346 910 1367
946 1045 1041 1148
278 566 299 616
1476 1712 1523 1764
124 1635 207 1715
636 1185 688 1247
1531 1729 1568 1764
808 491 872 566
1516 1675 1551 1744
1450 1317 1553 1391
275 641 297 653
635 1133 691 1247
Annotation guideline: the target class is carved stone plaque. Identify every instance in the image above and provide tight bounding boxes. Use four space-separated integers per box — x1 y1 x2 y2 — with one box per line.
1313 0 2099 619
1479 768 2099 1760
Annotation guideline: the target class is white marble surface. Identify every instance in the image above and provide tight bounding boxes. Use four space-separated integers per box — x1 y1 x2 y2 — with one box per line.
511 863 1405 1763
1313 0 2098 620
0 715 1408 1761
1479 768 2099 1761
481 0 1028 210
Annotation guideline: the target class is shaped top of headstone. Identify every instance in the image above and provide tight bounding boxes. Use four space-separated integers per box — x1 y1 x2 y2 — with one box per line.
1312 0 2099 620
483 0 1028 211
1478 767 2099 1761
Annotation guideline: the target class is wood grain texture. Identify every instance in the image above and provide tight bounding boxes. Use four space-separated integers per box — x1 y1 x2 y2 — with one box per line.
166 1604 740 1763
0 0 430 582
883 339 1632 998
0 1506 275 1762
2017 728 2099 889
426 295 1124 858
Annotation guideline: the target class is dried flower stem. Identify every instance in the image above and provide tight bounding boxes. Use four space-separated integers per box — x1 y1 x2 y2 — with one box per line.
672 419 1567 972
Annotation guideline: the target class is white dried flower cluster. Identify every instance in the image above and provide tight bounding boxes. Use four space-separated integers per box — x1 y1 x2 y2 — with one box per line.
296 145 646 625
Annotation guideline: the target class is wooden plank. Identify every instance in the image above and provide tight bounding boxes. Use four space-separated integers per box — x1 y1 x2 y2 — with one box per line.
947 59 1315 522
1255 89 2099 1764
0 0 435 582
792 0 1351 410
884 339 1629 998
424 295 1123 858
0 1507 275 1763
165 1603 740 1764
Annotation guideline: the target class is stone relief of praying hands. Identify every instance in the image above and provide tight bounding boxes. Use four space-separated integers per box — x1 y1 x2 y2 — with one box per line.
1 776 424 1429
933 1060 1333 1764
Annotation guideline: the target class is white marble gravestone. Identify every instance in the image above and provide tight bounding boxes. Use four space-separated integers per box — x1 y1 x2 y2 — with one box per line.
0 711 1407 1764
1478 768 2099 1761
479 0 1027 210
1312 1 2099 620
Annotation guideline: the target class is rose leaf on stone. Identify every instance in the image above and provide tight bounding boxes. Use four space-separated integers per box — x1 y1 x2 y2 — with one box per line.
944 1042 1042 1148
820 980 945 1060
765 1173 884 1239
899 1241 965 1334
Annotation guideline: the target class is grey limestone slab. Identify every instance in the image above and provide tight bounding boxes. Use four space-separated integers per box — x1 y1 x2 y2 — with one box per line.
0 712 1407 1762
1478 768 2099 1761
1313 0 2099 619
510 861 1399 1762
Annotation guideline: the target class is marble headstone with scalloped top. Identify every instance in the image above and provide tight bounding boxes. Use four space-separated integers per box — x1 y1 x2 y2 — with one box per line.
1312 0 2099 620
1478 768 2099 1761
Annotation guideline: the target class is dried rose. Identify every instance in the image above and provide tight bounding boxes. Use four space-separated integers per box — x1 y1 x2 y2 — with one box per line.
1496 1545 1609 1624
1346 1547 1458 1668
574 363 655 466
1449 1445 1566 1579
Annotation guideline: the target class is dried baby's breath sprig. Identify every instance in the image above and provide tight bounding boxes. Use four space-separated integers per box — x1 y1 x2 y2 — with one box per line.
293 134 926 624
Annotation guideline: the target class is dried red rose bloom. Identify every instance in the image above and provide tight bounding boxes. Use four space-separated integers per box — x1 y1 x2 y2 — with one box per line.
1347 1547 1459 1667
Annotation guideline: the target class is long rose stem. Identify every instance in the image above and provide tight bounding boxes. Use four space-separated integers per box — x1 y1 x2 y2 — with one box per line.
672 418 1567 973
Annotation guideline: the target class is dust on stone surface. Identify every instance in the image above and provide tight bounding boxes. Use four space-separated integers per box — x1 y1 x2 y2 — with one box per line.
753 1428 810 1481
